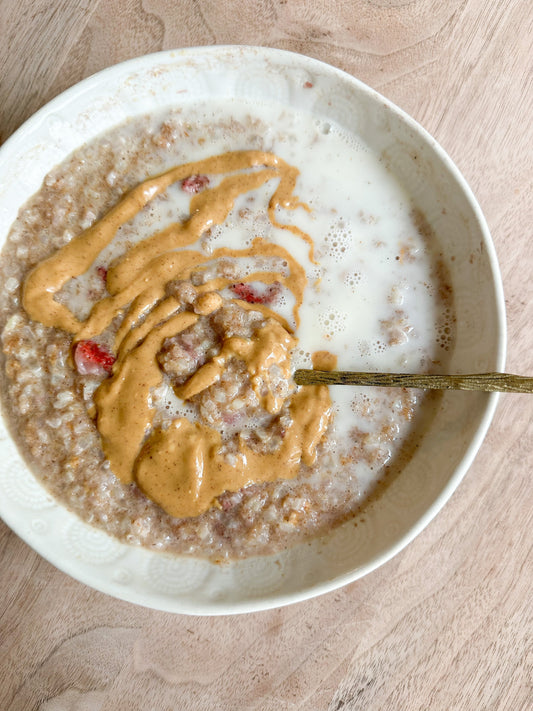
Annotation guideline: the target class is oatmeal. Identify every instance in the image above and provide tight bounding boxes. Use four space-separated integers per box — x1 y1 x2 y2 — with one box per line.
0 102 454 559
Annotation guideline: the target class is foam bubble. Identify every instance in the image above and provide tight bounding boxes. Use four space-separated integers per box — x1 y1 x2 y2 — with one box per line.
318 308 348 337
343 270 362 291
292 348 312 369
323 220 354 263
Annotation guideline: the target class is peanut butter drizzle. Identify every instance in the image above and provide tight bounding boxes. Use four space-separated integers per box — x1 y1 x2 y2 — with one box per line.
110 251 205 349
312 350 338 371
23 150 312 331
209 237 307 327
231 299 292 333
106 170 281 293
22 150 334 519
193 292 223 315
94 311 199 483
135 383 331 519
116 296 180 360
174 318 296 414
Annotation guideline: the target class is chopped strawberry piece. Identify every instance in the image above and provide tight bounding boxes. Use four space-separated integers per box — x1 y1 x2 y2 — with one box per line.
230 283 257 302
181 174 210 194
96 265 107 282
303 81 313 88
230 281 282 305
74 340 115 376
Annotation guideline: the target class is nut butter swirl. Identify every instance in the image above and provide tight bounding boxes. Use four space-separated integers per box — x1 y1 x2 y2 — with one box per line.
22 150 334 518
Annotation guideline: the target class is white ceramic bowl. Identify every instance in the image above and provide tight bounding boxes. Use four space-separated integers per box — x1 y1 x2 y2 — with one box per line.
0 46 505 614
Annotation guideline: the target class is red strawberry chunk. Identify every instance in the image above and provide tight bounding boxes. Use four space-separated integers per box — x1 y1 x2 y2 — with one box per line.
74 340 115 376
181 174 210 194
96 265 107 282
230 281 282 305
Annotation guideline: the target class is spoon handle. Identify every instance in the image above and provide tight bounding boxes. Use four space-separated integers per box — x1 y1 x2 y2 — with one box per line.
293 370 533 393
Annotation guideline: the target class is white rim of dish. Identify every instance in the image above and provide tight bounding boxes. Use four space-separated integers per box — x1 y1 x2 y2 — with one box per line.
0 46 506 614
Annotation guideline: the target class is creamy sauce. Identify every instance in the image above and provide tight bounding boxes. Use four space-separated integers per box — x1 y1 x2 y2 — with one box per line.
21 151 332 517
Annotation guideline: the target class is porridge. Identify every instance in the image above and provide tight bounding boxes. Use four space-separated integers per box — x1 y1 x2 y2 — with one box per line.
0 102 454 560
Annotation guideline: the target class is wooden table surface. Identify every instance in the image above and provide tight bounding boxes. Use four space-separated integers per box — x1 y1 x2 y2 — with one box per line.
1 2 531 709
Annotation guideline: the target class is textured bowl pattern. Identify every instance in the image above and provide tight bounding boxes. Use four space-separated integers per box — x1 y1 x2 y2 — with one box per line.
0 47 505 614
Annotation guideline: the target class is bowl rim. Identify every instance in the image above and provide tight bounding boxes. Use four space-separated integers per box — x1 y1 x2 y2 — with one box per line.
0 45 506 615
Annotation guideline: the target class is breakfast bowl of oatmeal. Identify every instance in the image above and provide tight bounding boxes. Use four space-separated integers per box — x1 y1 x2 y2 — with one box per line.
0 47 505 614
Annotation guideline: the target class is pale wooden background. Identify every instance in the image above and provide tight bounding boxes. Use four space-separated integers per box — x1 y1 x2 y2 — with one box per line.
1 1 532 709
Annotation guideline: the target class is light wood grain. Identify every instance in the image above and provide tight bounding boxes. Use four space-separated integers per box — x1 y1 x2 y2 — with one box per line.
1 1 532 709
294 371 533 392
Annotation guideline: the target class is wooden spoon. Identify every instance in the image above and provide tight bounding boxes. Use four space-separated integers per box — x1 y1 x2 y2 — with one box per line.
293 370 533 393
